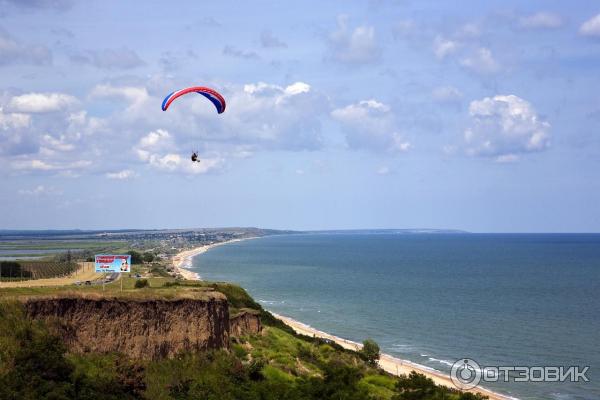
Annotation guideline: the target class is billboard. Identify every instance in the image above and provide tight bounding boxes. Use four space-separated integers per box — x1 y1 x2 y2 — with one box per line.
95 254 131 273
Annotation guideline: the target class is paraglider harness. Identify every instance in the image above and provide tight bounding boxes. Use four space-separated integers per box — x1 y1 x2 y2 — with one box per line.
191 152 199 162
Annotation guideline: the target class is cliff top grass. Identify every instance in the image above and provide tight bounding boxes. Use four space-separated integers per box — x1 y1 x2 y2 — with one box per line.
0 276 226 302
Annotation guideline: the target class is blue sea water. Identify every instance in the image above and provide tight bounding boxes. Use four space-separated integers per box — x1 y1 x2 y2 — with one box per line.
192 233 600 400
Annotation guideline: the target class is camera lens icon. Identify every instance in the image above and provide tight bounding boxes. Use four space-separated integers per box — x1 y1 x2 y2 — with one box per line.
451 358 482 390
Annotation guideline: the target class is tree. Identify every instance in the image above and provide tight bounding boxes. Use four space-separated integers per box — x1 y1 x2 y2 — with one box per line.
360 339 380 366
127 251 143 265
142 252 155 263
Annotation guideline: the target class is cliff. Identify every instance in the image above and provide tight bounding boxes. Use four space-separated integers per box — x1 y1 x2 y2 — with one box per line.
23 292 233 360
230 308 262 337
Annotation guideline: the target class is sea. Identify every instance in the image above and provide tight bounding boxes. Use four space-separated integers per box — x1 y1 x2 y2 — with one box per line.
191 233 600 400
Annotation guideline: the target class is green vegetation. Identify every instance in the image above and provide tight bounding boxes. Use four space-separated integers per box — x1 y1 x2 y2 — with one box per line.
0 261 32 280
134 279 149 289
0 299 485 400
361 338 381 366
0 261 77 281
127 251 144 265
0 261 487 400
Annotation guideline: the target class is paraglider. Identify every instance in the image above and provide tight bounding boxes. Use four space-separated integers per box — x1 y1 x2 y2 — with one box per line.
161 86 226 114
161 86 226 164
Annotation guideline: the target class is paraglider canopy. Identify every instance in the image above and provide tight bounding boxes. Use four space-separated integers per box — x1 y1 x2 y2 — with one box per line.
161 86 226 114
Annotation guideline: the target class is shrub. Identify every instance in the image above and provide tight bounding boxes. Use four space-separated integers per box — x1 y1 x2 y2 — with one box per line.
360 339 380 366
134 279 149 289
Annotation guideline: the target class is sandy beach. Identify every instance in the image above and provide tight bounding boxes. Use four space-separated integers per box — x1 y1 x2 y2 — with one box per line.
173 239 514 400
171 237 255 280
272 312 514 400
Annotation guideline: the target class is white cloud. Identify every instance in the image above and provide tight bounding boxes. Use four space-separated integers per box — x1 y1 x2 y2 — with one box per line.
433 36 459 59
457 23 481 38
0 28 51 66
41 134 75 152
460 47 500 74
70 47 144 69
224 81 326 150
580 14 600 37
376 166 390 175
495 154 519 163
432 86 463 103
223 45 259 59
0 108 30 129
0 92 93 170
133 129 224 175
89 84 149 104
327 15 381 65
464 95 550 160
139 128 170 149
18 185 62 196
260 30 287 48
519 12 563 29
8 93 78 113
11 158 91 172
1 78 329 178
106 169 136 180
331 99 410 153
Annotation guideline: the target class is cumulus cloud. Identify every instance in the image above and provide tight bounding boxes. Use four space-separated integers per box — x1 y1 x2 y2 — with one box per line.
89 84 149 104
223 81 326 150
327 15 381 65
11 158 91 173
222 45 259 59
8 92 78 113
331 99 410 153
376 166 390 175
580 14 600 37
0 90 104 176
70 47 145 70
1 0 74 11
0 108 30 129
460 47 500 74
0 28 51 65
260 30 287 48
89 79 325 153
105 169 136 180
1 78 330 178
17 185 62 196
433 35 459 59
464 95 550 161
432 86 463 103
519 12 563 29
133 129 224 175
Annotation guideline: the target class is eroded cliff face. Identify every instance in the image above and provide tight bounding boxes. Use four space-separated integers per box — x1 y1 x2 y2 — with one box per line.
230 309 262 337
24 293 231 360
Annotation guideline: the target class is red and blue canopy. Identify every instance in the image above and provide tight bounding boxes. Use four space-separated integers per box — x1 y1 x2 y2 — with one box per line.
161 86 226 114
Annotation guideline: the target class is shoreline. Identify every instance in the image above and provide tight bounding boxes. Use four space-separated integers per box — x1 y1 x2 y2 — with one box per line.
271 312 515 400
171 237 256 280
173 238 515 400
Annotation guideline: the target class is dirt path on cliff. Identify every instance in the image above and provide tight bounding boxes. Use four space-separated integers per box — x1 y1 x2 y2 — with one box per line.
0 262 102 288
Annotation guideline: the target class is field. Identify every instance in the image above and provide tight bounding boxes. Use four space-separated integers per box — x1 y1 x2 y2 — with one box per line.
0 262 102 288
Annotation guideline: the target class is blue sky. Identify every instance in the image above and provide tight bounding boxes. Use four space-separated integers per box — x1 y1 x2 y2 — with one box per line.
1 0 599 232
